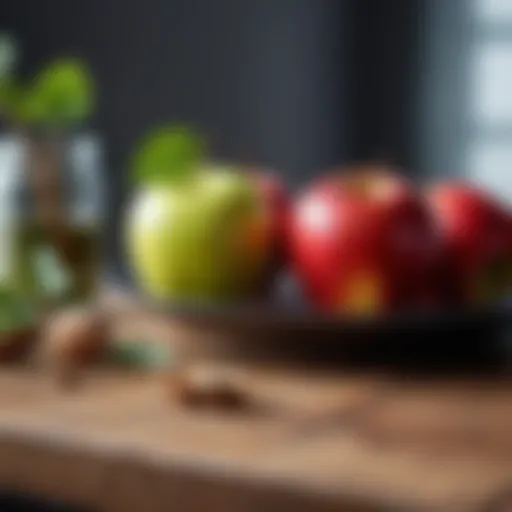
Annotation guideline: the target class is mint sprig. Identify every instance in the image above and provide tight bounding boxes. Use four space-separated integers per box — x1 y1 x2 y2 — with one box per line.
0 76 22 119
21 58 95 129
0 36 95 130
131 125 206 186
0 288 36 335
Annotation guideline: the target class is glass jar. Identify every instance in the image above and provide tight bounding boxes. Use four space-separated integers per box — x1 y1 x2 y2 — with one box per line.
0 132 104 314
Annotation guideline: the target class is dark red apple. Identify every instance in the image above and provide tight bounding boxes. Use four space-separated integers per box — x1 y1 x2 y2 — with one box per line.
247 171 291 290
426 182 511 306
487 200 512 301
506 213 512 291
290 165 439 316
506 214 512 297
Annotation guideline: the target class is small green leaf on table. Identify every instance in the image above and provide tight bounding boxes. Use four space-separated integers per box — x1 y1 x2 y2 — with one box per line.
108 340 172 370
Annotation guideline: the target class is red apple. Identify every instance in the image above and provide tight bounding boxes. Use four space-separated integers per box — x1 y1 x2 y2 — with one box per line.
426 182 511 306
247 171 291 289
490 202 512 300
290 166 439 316
506 214 512 297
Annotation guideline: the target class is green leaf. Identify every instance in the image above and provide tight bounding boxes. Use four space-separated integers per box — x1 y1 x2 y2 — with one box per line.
108 341 172 370
23 58 95 128
131 125 206 186
0 287 36 335
0 76 23 118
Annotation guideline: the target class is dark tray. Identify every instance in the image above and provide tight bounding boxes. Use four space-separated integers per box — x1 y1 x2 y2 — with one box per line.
104 274 512 374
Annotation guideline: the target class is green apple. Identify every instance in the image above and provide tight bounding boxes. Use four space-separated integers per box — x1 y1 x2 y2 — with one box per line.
125 127 271 302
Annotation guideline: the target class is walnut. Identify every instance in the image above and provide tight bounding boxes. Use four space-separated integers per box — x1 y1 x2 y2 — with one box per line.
166 366 249 412
39 307 109 388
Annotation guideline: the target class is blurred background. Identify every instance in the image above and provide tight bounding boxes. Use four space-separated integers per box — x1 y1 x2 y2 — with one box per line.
0 3 512 511
2 0 512 284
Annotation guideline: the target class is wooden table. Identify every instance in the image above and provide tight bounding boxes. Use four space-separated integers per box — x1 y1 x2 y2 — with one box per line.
1 366 512 512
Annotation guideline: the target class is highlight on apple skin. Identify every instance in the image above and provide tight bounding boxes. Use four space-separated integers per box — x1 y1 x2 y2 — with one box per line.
289 165 440 317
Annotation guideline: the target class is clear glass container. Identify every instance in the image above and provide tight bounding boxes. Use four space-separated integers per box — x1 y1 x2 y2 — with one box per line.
0 132 104 315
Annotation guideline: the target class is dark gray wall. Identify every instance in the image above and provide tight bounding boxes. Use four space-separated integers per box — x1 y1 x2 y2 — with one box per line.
346 0 427 166
3 0 346 178
3 0 349 277
2 0 427 279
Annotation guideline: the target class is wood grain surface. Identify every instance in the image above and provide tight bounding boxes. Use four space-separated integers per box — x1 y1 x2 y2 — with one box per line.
0 288 510 512
0 367 511 512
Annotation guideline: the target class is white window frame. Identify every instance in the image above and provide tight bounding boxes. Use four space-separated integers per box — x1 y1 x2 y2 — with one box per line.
467 0 512 201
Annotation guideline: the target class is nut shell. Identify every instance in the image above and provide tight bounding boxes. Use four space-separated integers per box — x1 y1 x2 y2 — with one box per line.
40 307 109 386
166 366 249 411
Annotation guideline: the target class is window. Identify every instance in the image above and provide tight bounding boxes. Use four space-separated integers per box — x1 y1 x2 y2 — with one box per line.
471 42 512 127
475 0 512 22
467 0 512 201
